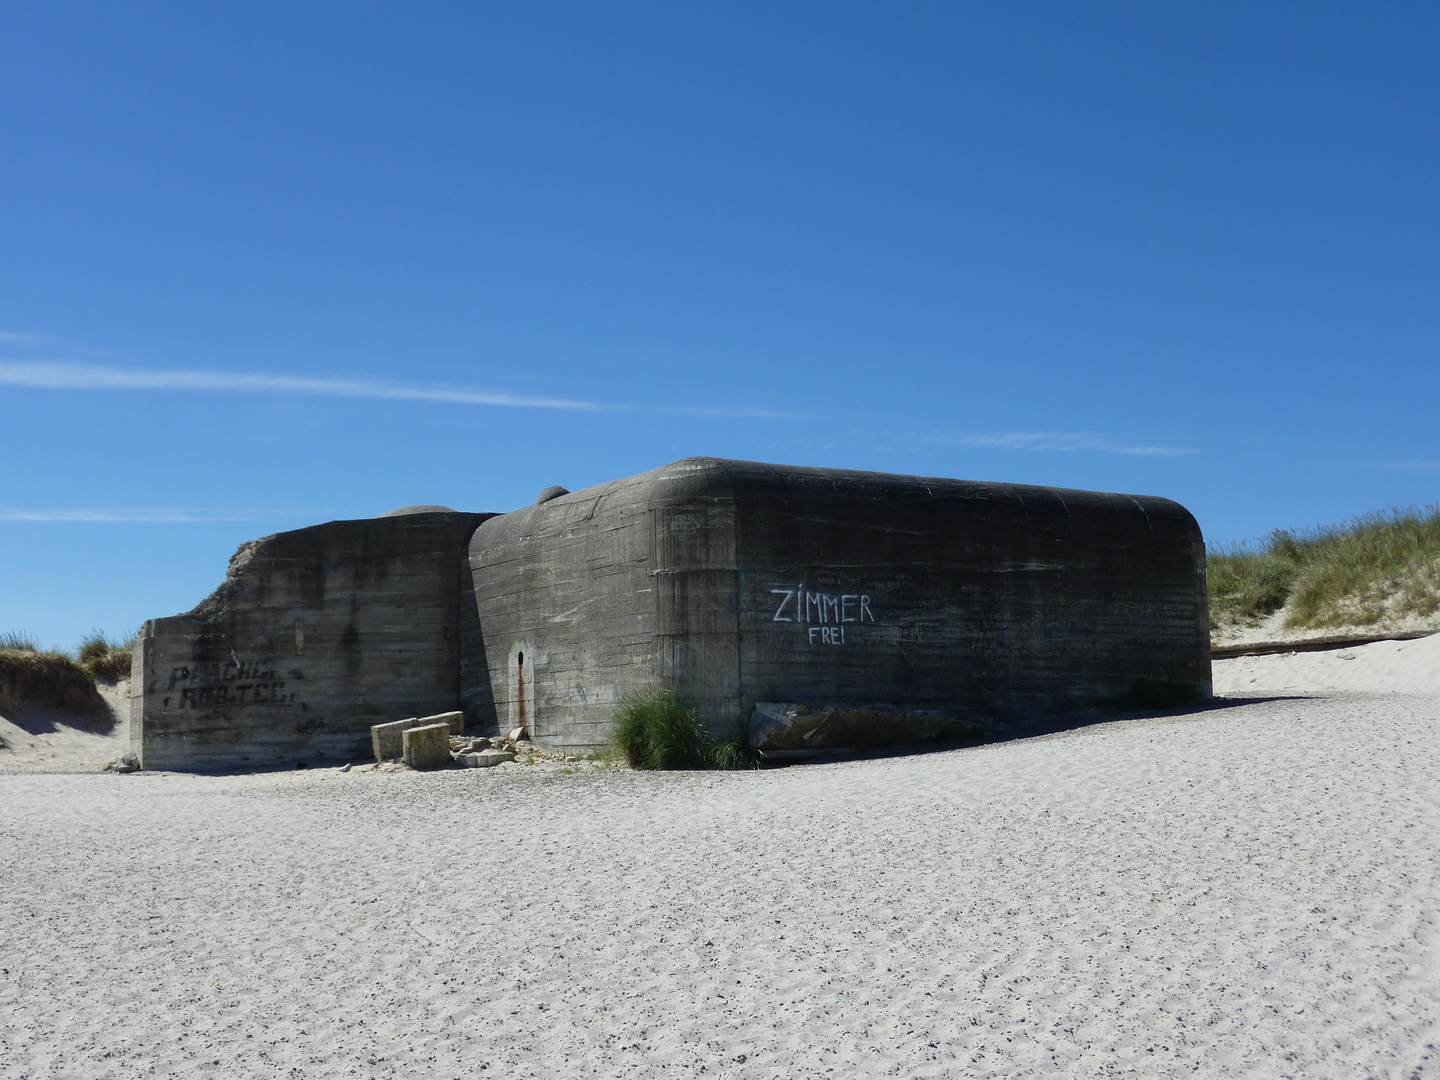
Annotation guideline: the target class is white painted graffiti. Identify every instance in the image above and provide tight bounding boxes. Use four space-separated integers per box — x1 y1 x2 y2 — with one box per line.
770 585 875 646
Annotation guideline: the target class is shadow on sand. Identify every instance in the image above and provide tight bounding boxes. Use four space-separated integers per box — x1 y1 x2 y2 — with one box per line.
0 683 122 738
757 693 1316 767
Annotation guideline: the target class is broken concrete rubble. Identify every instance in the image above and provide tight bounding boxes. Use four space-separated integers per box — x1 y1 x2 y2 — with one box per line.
372 712 465 762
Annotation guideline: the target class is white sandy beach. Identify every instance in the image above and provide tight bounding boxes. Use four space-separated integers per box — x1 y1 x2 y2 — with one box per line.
2 641 1437 1079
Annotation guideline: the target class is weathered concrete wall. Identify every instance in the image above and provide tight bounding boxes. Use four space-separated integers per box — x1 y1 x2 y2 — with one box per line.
467 458 1210 754
727 460 1209 721
466 479 660 752
134 510 492 770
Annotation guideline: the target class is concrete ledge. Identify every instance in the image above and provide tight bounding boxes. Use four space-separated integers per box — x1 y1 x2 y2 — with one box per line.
416 710 464 735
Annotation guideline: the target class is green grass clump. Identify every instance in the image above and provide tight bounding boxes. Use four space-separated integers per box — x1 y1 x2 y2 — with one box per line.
1208 506 1440 631
612 689 708 769
610 688 759 770
77 630 136 681
705 735 761 770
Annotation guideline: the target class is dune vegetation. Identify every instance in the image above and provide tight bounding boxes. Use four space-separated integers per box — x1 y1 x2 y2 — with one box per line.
1208 506 1440 632
0 630 134 714
76 630 136 681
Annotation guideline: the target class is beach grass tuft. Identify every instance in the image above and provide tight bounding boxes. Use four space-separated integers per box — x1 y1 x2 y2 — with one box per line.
704 734 762 771
610 688 759 770
0 631 39 652
76 630 136 681
1209 506 1440 631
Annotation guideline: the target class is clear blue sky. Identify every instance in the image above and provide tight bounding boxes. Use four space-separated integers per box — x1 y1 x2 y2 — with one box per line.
3 3 1437 649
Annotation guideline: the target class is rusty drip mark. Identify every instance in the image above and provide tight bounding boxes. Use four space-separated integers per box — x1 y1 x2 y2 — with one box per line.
517 651 527 729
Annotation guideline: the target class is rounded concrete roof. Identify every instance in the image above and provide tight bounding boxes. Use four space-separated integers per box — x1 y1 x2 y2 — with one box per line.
376 504 458 518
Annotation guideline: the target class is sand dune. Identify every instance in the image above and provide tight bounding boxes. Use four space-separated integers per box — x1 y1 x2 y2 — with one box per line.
3 645 1438 1077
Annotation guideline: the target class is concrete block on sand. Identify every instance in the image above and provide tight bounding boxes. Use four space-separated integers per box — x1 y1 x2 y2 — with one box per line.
418 710 464 735
402 723 452 770
371 717 423 761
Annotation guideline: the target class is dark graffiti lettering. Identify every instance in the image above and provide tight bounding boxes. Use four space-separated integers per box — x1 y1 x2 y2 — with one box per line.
168 657 299 709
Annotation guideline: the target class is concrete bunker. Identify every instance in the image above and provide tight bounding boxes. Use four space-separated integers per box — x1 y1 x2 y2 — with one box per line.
133 457 1210 769
466 458 1211 755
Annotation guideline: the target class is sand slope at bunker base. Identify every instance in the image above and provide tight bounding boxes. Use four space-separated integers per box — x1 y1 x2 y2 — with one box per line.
0 679 129 774
1214 630 1440 695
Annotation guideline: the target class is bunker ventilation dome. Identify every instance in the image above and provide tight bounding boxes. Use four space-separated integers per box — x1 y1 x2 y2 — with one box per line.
132 458 1211 769
377 505 459 517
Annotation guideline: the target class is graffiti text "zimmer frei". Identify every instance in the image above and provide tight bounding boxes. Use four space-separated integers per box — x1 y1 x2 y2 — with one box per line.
771 586 875 644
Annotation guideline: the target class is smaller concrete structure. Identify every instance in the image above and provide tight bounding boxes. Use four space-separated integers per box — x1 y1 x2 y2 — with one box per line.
133 510 491 770
402 723 452 770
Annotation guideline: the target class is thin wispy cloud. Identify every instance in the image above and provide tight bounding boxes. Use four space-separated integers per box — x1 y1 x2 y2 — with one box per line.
0 507 314 523
929 430 1196 458
0 331 53 346
0 359 787 419
0 359 598 410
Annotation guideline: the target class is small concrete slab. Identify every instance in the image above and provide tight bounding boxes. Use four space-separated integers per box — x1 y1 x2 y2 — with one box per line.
456 749 516 768
402 723 453 770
